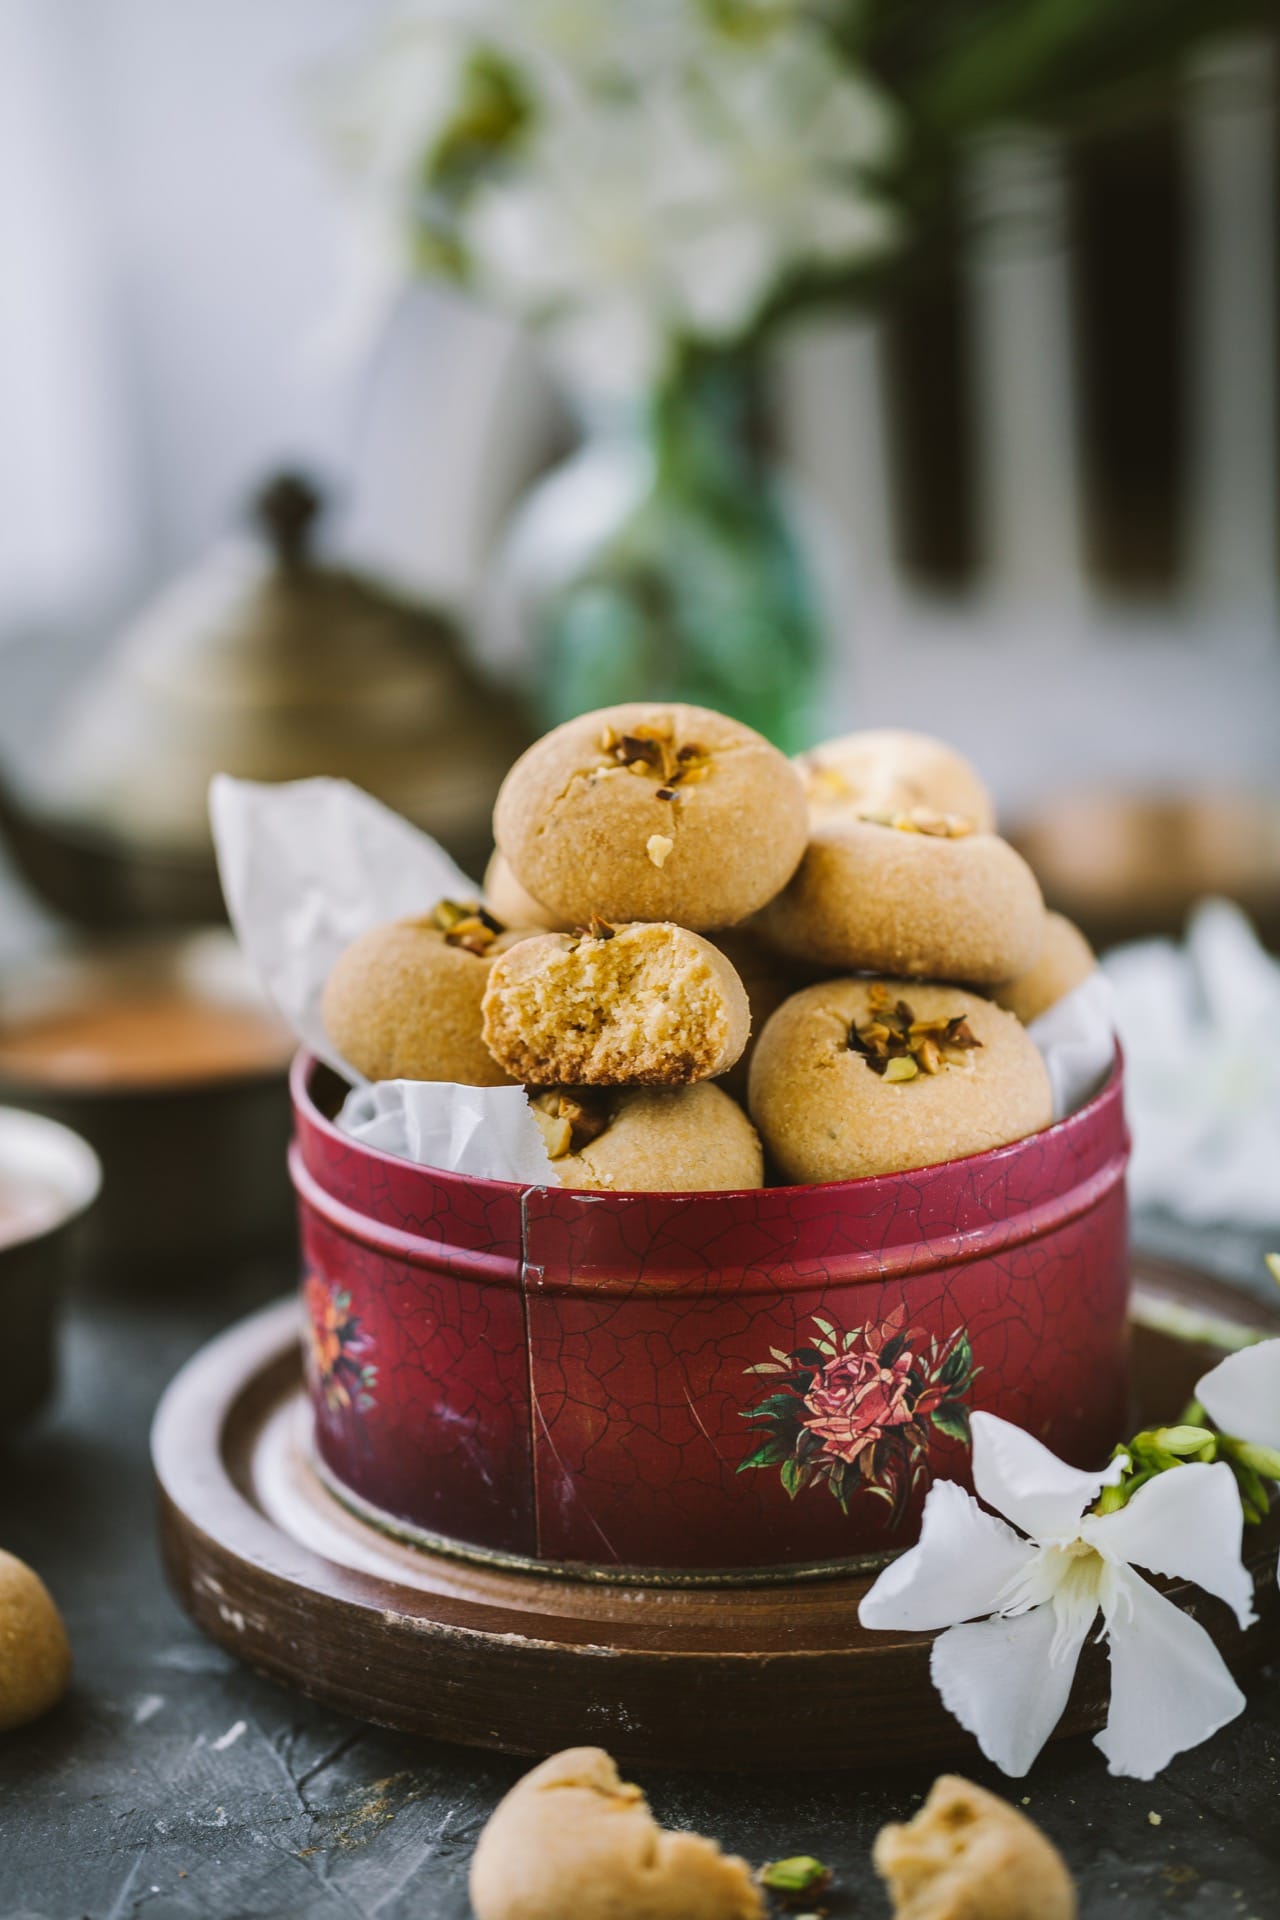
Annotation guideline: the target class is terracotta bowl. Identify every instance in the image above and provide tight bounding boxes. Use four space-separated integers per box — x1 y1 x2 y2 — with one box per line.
290 1051 1130 1580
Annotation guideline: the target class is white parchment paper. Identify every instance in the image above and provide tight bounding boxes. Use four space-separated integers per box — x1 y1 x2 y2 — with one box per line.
210 774 557 1181
210 773 1114 1180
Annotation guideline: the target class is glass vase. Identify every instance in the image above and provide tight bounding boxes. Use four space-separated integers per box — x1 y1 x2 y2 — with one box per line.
490 356 827 752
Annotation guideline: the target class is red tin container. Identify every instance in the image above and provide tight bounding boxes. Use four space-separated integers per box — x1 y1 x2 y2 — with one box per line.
290 1051 1130 1578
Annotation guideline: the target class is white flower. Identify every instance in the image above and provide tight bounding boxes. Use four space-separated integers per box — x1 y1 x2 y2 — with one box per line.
1198 1335 1280 1587
859 1412 1256 1780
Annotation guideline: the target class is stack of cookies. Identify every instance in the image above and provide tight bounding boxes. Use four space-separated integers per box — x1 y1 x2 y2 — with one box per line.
322 704 1099 1193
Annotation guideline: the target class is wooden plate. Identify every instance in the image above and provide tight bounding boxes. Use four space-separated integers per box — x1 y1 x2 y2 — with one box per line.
153 1257 1280 1770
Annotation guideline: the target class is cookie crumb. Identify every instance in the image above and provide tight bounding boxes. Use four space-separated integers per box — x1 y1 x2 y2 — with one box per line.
647 834 674 869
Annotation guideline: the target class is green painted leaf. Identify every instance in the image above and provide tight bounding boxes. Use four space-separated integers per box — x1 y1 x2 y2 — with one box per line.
780 1456 803 1499
931 1401 972 1443
737 1437 792 1472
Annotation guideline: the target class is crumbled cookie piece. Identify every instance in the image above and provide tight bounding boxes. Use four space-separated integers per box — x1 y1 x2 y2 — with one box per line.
0 1550 71 1732
873 1775 1076 1920
469 1746 764 1920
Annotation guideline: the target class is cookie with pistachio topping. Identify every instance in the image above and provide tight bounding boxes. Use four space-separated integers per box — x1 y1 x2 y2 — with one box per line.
322 900 532 1087
755 815 1045 985
798 728 997 833
530 1084 763 1192
492 702 808 931
748 980 1051 1184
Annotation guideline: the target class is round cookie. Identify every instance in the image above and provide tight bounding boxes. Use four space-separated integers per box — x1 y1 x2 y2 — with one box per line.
470 1746 764 1920
483 921 750 1087
709 929 810 1103
748 979 1052 1184
493 702 808 930
799 728 996 833
873 1774 1076 1920
0 1550 72 1732
755 817 1045 985
992 912 1094 1026
531 1084 764 1192
483 850 571 933
322 901 530 1087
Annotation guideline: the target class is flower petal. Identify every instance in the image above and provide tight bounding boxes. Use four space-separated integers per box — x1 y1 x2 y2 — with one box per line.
1095 1566 1246 1779
1084 1461 1256 1629
1197 1339 1280 1454
930 1602 1091 1778
858 1479 1036 1632
970 1411 1127 1542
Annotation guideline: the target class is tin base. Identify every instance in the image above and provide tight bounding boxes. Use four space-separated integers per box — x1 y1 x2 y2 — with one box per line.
153 1256 1280 1771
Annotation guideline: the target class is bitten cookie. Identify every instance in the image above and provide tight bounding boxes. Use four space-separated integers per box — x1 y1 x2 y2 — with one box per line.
322 901 529 1086
799 728 996 833
873 1775 1076 1920
493 703 808 930
483 921 750 1086
755 817 1045 984
0 1550 72 1732
992 912 1095 1025
748 980 1052 1183
531 1084 764 1191
470 1746 763 1920
483 850 571 932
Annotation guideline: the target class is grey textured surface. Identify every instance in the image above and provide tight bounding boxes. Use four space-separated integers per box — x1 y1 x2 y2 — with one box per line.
0 1253 1276 1920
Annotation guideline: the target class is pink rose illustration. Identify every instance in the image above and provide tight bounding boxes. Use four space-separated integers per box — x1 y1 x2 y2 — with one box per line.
739 1311 978 1526
803 1347 917 1463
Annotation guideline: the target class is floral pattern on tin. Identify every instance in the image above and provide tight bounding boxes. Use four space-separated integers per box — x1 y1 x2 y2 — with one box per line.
737 1305 978 1527
304 1273 378 1415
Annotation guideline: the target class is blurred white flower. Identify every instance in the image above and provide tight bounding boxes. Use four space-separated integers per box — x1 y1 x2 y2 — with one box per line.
1198 1338 1280 1589
320 1 901 387
1104 899 1280 1227
859 1411 1255 1780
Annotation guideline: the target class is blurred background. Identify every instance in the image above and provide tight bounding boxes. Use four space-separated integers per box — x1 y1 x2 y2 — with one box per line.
0 0 1278 1280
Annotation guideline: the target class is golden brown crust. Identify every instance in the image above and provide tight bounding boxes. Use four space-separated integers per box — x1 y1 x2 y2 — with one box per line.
493 703 808 931
708 929 812 1103
748 979 1052 1183
992 912 1095 1025
0 1551 71 1732
798 729 997 833
873 1775 1076 1920
469 1747 764 1920
322 911 530 1086
483 922 751 1087
483 849 572 932
755 819 1045 985
539 1083 764 1192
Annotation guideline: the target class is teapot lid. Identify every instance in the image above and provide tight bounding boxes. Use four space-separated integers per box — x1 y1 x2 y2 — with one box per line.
31 470 525 854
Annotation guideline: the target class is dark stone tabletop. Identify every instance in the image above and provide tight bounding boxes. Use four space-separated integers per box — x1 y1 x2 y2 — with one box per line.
0 1214 1275 1920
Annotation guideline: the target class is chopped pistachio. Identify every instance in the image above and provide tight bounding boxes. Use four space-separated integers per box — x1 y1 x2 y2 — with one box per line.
759 1855 832 1900
883 1054 919 1082
647 833 674 869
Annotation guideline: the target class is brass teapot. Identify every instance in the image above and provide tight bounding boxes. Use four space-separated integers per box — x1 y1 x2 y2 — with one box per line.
0 476 528 926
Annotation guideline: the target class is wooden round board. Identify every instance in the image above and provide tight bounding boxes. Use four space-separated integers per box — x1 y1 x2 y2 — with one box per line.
154 1256 1280 1771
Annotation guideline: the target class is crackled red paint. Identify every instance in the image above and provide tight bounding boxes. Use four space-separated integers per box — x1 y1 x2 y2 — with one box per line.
290 1052 1131 1572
